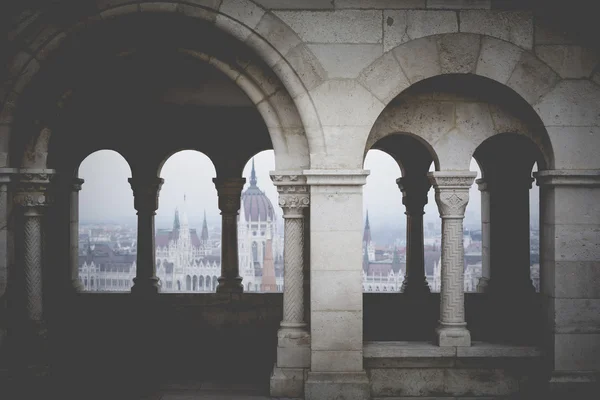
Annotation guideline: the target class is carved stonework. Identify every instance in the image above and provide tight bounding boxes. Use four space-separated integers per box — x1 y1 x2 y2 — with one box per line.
128 177 163 212
24 215 43 321
429 173 476 218
213 178 245 213
14 171 55 209
397 176 430 215
72 178 84 192
279 190 310 218
282 217 304 325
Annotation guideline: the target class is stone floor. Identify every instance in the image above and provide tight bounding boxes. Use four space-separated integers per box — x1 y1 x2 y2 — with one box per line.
143 383 298 400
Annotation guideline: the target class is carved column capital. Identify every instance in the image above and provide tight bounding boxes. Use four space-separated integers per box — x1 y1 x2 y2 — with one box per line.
397 176 431 215
475 178 488 192
428 172 476 218
71 178 84 192
213 177 245 213
14 170 56 211
128 177 163 213
271 173 309 218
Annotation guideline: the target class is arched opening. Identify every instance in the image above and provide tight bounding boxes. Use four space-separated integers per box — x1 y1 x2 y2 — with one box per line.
473 133 545 344
238 150 281 293
362 149 405 293
78 150 135 293
157 150 218 293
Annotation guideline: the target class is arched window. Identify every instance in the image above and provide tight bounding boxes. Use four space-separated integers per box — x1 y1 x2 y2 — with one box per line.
78 150 133 293
186 275 191 292
192 276 197 291
252 242 258 263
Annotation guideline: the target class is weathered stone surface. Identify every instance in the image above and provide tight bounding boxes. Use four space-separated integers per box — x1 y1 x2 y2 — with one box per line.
139 2 178 12
507 51 560 105
337 0 426 8
311 231 362 271
534 18 574 45
535 45 600 79
274 10 382 43
307 44 382 79
393 36 441 83
427 0 491 8
311 351 363 372
310 187 363 231
312 270 362 311
273 43 326 94
310 80 384 126
554 333 600 371
254 13 301 59
535 80 600 127
384 10 458 52
437 33 481 74
455 102 495 145
216 0 266 41
370 368 445 397
357 51 410 103
312 311 362 350
552 261 600 298
305 371 369 400
552 224 600 262
460 10 533 50
254 0 333 9
270 367 305 398
476 36 523 83
548 126 600 170
554 299 600 334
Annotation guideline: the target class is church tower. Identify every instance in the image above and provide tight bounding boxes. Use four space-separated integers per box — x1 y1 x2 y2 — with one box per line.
261 228 277 292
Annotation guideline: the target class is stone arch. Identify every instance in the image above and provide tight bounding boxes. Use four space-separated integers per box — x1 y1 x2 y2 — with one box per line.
358 33 566 168
366 74 554 171
1 0 326 170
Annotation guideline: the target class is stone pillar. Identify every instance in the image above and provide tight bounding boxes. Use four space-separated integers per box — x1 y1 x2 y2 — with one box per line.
428 171 476 347
13 170 55 375
213 177 245 293
487 173 535 295
397 176 431 295
304 170 370 400
128 177 163 295
269 173 310 397
476 179 490 292
69 178 84 292
535 170 600 395
0 169 17 352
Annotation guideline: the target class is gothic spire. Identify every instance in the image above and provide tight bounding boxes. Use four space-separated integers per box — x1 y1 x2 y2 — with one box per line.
250 157 257 187
173 207 180 230
201 209 209 242
363 210 372 244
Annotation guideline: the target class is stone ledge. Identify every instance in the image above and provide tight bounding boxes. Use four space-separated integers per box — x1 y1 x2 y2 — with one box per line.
364 341 542 359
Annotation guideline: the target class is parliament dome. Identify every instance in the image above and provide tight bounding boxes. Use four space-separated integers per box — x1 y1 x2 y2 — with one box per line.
241 159 275 223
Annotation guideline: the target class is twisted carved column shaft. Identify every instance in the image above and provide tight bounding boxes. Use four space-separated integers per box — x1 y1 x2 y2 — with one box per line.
429 172 476 346
14 171 54 323
213 177 245 293
129 177 163 294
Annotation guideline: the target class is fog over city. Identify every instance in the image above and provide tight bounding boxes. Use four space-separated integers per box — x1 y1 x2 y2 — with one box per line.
78 149 539 241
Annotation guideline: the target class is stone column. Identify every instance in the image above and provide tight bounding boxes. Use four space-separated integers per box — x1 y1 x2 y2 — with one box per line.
428 171 476 347
476 179 490 292
70 178 84 292
270 173 310 398
487 173 535 295
0 169 17 352
397 176 431 295
304 170 370 400
128 176 163 295
213 177 245 293
13 170 55 375
535 170 600 394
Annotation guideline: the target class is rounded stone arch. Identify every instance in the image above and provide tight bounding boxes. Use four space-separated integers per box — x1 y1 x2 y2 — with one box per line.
1 0 326 170
358 33 562 169
366 73 554 171
364 132 438 176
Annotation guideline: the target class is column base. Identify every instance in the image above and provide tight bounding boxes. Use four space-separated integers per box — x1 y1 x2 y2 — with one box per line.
216 277 243 293
131 277 160 295
401 279 431 295
305 371 370 400
70 279 85 293
270 365 306 398
436 323 471 347
277 327 310 368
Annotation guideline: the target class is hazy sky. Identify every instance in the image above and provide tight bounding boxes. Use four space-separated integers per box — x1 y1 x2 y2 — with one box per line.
78 149 538 231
